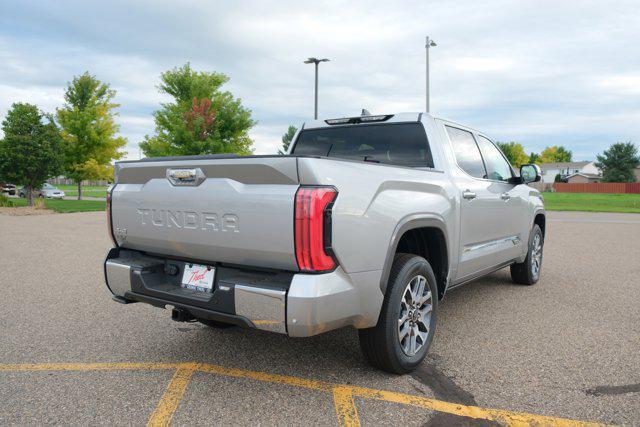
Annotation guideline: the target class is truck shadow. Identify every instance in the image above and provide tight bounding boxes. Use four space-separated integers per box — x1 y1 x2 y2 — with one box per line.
152 269 516 382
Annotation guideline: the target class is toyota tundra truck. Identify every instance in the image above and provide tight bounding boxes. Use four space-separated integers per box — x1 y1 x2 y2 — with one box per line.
104 112 545 374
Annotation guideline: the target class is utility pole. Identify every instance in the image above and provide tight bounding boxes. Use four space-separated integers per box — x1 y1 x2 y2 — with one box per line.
425 37 437 113
304 57 330 119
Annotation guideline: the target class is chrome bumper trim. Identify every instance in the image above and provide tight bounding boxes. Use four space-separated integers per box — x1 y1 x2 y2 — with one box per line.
234 285 286 334
105 259 132 297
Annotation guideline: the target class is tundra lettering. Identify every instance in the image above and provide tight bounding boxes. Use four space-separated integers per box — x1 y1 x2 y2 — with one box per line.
105 112 545 374
136 208 239 232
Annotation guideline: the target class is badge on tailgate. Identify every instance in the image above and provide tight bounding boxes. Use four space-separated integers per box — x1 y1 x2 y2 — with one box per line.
167 168 205 186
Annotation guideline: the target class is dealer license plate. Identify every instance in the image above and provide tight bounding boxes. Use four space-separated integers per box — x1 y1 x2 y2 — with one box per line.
181 264 215 293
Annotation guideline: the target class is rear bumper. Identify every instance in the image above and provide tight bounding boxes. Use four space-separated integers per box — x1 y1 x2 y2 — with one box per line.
104 248 383 337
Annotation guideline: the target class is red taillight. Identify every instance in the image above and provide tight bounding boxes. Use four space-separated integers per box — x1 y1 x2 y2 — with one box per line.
295 186 337 272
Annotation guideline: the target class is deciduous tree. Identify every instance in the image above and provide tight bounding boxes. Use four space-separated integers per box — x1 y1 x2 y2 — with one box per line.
278 125 297 155
140 63 255 157
539 146 572 163
496 142 528 167
595 142 639 182
0 103 62 206
529 152 540 164
57 72 126 199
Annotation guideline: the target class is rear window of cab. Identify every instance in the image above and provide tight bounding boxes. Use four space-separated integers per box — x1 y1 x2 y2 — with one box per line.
292 123 434 167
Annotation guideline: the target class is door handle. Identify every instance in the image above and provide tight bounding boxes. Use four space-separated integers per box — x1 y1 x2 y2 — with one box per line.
500 193 511 201
462 190 477 200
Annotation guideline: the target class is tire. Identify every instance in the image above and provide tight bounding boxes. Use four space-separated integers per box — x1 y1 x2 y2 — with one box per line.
510 224 544 285
197 318 234 329
358 253 438 374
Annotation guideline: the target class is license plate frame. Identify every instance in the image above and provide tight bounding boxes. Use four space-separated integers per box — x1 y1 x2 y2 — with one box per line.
180 263 216 293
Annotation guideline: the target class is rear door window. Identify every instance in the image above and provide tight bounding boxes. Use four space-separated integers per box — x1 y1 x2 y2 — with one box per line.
292 123 433 167
445 126 487 179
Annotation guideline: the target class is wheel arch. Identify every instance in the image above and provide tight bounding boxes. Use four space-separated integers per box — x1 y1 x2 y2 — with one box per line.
380 216 449 300
534 211 546 237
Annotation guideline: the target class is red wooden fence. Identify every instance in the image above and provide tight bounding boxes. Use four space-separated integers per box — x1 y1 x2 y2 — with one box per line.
554 182 640 194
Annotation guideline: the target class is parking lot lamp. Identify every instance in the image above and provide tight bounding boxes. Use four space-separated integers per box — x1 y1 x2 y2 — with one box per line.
425 37 436 113
304 57 330 119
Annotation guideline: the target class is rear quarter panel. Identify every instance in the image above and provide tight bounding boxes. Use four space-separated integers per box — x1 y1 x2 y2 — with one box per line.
297 158 457 277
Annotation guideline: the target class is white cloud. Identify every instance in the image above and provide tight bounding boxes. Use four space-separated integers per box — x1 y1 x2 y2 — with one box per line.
0 0 639 160
450 57 516 73
598 75 640 95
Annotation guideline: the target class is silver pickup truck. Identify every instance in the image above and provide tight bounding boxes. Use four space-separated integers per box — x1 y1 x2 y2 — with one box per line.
104 112 545 373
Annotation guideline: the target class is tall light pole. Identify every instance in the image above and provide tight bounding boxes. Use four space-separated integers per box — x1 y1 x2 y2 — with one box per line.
425 37 437 113
304 57 329 119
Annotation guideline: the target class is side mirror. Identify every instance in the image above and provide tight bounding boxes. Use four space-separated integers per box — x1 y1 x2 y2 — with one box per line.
520 164 541 183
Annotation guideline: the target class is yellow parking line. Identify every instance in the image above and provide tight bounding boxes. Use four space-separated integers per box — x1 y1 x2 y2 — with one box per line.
147 363 199 427
332 387 361 427
349 386 603 427
197 362 334 391
0 362 609 427
252 320 280 325
0 362 182 372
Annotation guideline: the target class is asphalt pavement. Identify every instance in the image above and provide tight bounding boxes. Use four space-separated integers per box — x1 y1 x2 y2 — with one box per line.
0 210 638 425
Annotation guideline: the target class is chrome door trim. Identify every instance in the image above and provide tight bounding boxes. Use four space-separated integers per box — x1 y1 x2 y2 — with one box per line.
463 235 520 253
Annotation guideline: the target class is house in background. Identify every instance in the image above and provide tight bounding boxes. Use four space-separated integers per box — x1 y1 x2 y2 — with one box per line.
566 173 601 183
538 161 601 183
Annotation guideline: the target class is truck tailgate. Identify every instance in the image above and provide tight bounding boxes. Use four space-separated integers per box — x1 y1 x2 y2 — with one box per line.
111 156 300 270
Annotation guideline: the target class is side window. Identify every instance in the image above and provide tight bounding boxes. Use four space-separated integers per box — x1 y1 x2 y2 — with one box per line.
445 126 486 179
476 136 513 182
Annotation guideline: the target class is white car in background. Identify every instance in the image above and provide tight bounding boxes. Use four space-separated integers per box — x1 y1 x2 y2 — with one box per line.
19 183 65 199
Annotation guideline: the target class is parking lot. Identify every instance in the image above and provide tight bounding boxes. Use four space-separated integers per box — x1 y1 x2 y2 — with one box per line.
0 210 638 426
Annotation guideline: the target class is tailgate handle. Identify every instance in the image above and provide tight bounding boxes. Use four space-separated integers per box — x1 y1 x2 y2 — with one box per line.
166 168 206 186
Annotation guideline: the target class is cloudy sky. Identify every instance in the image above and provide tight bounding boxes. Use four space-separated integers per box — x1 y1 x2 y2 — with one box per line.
1 0 638 160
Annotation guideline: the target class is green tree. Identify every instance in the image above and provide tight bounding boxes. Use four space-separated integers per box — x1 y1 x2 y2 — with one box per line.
278 125 297 155
140 63 255 158
0 103 62 206
496 141 528 167
528 152 540 164
595 142 639 182
539 145 572 163
57 72 126 199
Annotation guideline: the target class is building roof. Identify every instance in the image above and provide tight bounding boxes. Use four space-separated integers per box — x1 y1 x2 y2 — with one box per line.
538 161 591 170
566 172 601 179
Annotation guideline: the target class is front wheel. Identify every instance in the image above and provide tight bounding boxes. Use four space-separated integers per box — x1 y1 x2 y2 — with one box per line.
358 253 438 374
510 224 544 285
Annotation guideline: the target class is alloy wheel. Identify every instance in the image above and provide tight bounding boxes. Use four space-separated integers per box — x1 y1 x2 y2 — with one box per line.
531 233 543 279
398 275 432 356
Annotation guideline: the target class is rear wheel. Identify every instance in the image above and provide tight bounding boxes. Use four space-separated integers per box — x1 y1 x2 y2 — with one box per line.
510 224 544 285
358 253 438 374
